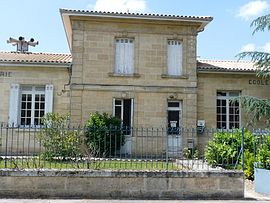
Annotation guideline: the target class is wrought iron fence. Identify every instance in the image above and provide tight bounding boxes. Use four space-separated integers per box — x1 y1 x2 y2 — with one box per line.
0 124 245 171
253 129 270 170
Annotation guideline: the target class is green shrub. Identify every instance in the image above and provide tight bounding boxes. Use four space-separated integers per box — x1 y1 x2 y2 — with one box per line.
205 129 254 179
256 135 270 170
39 113 81 160
84 112 125 157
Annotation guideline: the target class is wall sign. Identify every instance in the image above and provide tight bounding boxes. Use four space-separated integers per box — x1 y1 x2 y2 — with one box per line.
0 71 12 77
249 79 269 86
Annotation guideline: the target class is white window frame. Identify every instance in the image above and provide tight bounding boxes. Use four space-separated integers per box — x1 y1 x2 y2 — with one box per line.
115 38 134 74
20 86 45 127
112 98 134 129
167 40 183 76
216 91 241 129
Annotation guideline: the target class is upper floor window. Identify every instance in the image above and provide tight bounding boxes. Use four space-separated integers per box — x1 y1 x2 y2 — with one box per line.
216 91 240 129
115 38 134 74
167 40 183 76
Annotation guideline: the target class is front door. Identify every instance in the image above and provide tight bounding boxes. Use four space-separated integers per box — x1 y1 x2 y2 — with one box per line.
167 101 182 158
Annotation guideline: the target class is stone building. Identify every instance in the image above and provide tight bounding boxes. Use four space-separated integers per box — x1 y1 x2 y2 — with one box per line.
1 10 270 154
0 51 71 127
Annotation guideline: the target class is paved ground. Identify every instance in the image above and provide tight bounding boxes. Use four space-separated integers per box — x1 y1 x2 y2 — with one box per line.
1 180 270 203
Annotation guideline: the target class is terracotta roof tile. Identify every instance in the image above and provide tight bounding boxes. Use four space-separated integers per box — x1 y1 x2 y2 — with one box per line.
0 51 72 65
60 9 213 21
197 59 256 72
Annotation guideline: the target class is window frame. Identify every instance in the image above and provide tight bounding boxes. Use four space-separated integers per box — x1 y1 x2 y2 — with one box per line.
216 91 241 129
167 100 182 130
112 98 134 134
19 86 45 127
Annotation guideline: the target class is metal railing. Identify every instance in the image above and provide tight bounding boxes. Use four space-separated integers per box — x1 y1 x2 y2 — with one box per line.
253 129 270 170
0 124 245 171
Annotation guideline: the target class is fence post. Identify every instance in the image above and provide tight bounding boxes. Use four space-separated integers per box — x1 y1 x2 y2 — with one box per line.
166 128 168 171
241 127 245 173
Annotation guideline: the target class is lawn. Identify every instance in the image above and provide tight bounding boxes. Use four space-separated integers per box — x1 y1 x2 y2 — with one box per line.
0 157 180 170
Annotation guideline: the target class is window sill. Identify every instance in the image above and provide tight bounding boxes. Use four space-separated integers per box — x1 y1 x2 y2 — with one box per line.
108 73 141 78
161 74 189 79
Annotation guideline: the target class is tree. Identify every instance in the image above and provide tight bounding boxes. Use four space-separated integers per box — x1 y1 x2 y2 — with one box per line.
237 14 270 126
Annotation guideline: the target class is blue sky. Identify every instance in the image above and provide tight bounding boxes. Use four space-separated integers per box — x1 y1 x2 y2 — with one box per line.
0 0 269 60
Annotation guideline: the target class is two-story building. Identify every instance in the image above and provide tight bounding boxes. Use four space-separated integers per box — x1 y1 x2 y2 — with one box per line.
1 9 270 155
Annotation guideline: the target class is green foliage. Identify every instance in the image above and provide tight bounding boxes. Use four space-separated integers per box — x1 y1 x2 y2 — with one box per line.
183 147 199 159
236 14 270 126
256 135 270 170
39 113 81 160
243 151 254 180
84 112 125 157
205 129 254 179
239 96 270 126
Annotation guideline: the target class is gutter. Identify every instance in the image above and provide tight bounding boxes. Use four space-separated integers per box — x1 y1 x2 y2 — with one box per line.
0 62 71 68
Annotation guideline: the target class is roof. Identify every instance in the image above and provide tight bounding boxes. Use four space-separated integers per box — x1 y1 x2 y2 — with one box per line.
60 9 213 51
0 51 72 66
60 9 213 21
197 59 256 73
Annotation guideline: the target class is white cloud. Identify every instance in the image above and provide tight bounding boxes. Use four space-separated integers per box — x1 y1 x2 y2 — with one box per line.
241 43 256 52
88 0 147 13
262 42 270 52
237 0 269 20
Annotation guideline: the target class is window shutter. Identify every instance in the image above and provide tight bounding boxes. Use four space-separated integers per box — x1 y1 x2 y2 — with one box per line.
168 40 182 76
126 40 134 74
45 84 54 115
8 84 20 127
115 39 134 74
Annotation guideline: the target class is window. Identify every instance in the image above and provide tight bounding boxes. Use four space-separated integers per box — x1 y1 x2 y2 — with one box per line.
167 101 182 133
167 40 182 76
216 91 240 129
113 99 133 134
115 38 134 74
8 84 53 127
20 86 45 126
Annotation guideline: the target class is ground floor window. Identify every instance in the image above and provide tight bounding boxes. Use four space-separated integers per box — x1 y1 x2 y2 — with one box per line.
167 101 182 133
20 86 45 126
113 98 133 134
9 84 53 127
216 91 240 129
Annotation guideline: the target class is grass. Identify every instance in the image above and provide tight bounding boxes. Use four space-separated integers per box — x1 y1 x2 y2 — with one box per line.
0 158 180 171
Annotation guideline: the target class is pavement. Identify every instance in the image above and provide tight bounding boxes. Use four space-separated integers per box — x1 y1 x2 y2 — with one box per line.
0 180 270 203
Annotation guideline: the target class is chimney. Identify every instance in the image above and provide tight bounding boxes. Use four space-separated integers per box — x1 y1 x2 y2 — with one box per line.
7 36 38 53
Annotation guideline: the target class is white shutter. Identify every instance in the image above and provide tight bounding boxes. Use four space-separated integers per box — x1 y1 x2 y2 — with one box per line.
168 40 182 76
45 84 54 114
115 39 134 74
8 84 20 127
115 39 121 73
127 39 134 74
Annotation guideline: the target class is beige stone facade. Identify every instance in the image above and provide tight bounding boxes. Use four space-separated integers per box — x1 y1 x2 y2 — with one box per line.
198 72 270 129
61 10 212 128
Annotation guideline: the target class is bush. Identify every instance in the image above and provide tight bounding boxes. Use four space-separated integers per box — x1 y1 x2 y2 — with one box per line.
39 113 81 160
84 112 125 157
205 129 254 179
256 135 270 170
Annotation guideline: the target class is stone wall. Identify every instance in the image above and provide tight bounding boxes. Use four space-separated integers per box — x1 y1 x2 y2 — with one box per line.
198 73 270 129
70 17 199 127
0 65 70 124
0 169 244 199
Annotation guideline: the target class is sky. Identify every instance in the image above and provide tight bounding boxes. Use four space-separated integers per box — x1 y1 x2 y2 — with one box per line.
0 0 269 60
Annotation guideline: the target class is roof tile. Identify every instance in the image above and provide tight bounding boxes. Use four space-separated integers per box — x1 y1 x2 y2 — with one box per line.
197 59 256 72
0 51 71 65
